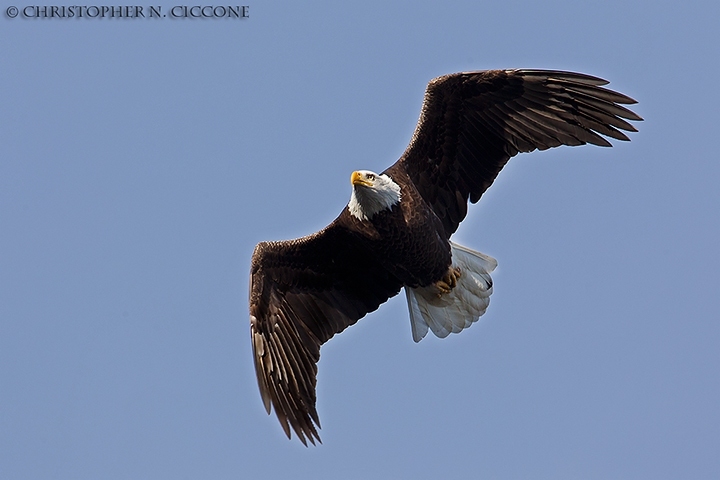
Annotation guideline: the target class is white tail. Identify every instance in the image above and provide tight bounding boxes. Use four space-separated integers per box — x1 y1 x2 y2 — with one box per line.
405 242 497 342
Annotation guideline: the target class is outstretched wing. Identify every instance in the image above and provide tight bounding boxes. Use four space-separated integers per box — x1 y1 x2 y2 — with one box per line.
393 69 642 236
250 218 403 445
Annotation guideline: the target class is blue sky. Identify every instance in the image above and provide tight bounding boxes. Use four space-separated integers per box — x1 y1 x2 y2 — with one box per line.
1 1 719 478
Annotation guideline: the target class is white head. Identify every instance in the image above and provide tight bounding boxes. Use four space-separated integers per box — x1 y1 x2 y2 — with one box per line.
348 170 402 221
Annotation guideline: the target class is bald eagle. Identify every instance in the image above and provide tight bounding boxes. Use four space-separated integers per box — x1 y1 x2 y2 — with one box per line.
250 69 641 445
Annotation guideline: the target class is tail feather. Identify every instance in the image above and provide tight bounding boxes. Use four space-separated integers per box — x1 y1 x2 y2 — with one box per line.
405 242 497 342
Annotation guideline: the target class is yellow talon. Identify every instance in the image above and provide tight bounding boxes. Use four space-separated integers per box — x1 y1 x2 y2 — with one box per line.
433 266 462 297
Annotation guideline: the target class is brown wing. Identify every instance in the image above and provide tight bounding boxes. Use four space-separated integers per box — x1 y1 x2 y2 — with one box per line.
393 69 643 236
250 216 403 445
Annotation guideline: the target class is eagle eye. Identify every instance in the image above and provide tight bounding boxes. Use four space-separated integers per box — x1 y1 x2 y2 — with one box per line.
366 173 375 180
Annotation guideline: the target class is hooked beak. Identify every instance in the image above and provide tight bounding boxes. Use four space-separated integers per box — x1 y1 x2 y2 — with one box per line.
351 171 373 187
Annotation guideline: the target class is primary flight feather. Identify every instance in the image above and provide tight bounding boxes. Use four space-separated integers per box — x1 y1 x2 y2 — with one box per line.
249 69 642 445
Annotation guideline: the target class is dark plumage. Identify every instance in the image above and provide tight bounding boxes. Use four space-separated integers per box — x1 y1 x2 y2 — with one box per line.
249 69 642 445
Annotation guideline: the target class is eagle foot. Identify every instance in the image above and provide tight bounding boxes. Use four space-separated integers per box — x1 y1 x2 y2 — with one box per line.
434 266 462 297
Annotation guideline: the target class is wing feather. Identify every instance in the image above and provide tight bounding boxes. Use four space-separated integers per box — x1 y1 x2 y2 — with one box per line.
250 219 403 445
394 69 642 235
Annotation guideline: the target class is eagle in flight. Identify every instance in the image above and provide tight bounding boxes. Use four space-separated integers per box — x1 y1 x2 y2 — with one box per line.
249 69 641 445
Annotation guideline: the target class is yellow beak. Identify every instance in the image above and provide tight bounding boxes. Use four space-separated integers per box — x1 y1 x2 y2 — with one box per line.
351 171 373 187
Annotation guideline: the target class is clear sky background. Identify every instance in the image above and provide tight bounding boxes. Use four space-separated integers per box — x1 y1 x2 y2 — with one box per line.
1 1 719 479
